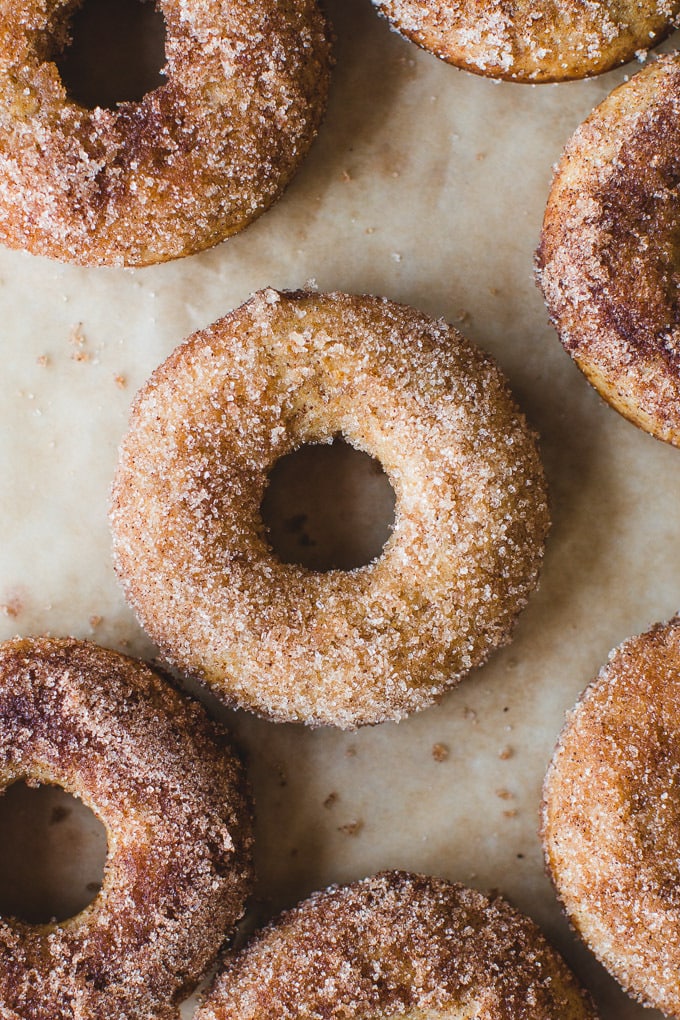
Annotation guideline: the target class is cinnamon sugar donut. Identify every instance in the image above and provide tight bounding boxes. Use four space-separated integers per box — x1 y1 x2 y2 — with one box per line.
0 637 253 1020
538 54 680 445
0 0 331 266
372 0 679 82
542 617 680 1016
110 288 549 729
196 871 598 1020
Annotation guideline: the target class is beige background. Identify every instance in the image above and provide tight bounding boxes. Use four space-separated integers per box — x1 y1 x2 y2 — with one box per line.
0 1 677 1016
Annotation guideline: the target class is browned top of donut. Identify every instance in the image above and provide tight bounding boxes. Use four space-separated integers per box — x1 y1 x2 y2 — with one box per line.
373 0 679 82
197 871 597 1020
0 637 253 1020
0 0 331 266
542 617 680 1016
538 54 680 444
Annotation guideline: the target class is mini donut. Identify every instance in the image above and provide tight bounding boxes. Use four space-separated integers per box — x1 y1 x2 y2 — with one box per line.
0 0 331 266
537 54 680 446
196 871 598 1020
542 617 680 1016
0 637 253 1020
110 288 549 729
371 0 679 82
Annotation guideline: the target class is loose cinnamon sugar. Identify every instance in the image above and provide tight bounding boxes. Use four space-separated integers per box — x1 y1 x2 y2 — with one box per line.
196 872 598 1020
110 290 550 729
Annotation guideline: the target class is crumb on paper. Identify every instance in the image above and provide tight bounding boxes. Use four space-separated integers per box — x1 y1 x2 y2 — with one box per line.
338 820 363 837
69 323 86 347
496 788 513 800
476 152 487 161
0 596 22 618
365 227 375 235
463 706 478 723
503 809 518 818
499 745 514 760
457 310 471 325
89 614 103 629
36 354 49 367
345 746 357 758
114 374 127 389
341 169 352 182
432 742 449 762
323 792 338 809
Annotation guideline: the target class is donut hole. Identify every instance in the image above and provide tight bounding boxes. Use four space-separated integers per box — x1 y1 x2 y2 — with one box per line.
261 438 396 572
55 0 166 109
0 781 108 924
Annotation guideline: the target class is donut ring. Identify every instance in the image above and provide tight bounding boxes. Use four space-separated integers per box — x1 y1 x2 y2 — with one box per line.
537 54 680 446
0 0 331 266
0 637 253 1020
110 289 549 728
542 617 680 1016
371 0 679 82
196 871 598 1020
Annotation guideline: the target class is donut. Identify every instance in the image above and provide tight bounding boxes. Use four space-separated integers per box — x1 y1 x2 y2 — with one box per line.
0 637 253 1020
0 0 332 266
371 0 679 82
537 54 680 446
110 288 549 728
196 871 598 1020
542 617 680 1016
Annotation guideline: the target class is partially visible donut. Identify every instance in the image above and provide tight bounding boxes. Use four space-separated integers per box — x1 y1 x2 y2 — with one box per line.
0 637 253 1020
110 288 549 729
538 54 680 446
542 617 680 1017
0 0 332 266
196 871 599 1020
372 0 679 82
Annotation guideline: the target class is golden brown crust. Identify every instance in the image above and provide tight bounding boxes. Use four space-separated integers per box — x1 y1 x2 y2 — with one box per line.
542 617 680 1016
0 637 253 1020
537 54 680 444
196 871 599 1020
0 0 332 266
372 0 679 82
110 288 549 729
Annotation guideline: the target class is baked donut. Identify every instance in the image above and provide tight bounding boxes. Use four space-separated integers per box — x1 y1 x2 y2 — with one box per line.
538 54 680 446
196 871 598 1020
110 288 549 729
0 637 253 1020
371 0 679 82
542 617 680 1016
0 0 331 266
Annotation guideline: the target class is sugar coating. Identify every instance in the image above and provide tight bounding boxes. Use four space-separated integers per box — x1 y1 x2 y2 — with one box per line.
0 637 253 1020
110 289 549 729
542 617 680 1017
372 0 679 82
537 54 680 445
196 871 599 1020
0 0 332 266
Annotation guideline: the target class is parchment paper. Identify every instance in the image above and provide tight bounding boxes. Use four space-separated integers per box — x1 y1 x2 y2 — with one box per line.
1 2 676 1016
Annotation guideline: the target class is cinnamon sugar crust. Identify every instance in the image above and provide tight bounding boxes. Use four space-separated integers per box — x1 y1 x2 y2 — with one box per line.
196 871 599 1020
542 617 680 1016
110 289 549 729
372 0 679 82
0 637 253 1020
538 54 680 445
0 0 332 266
